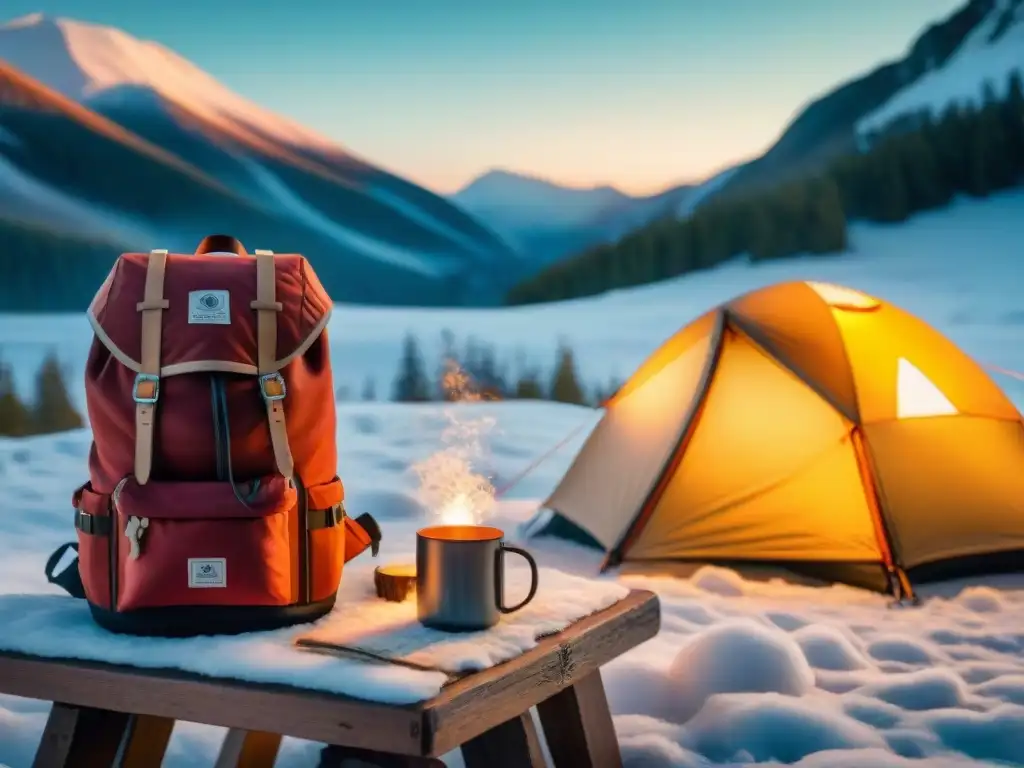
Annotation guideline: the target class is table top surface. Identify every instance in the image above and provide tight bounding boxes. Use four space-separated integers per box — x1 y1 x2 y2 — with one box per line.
0 589 660 757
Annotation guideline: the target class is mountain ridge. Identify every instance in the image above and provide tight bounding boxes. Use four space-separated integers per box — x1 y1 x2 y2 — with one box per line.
714 0 1003 198
0 13 518 310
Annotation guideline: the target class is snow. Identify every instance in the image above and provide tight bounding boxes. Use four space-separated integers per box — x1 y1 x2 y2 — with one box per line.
0 14 347 155
0 148 155 245
0 191 1023 766
367 181 507 261
238 157 448 277
858 2 1024 136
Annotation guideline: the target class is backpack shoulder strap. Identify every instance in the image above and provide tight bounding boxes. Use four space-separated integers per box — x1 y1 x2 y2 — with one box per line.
134 249 170 485
251 250 295 479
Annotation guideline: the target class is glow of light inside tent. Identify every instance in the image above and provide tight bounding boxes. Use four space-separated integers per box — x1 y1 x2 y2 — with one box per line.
896 358 958 419
805 281 881 311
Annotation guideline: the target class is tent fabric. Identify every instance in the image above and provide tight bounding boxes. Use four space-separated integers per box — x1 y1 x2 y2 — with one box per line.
543 312 717 550
534 280 1024 595
627 328 881 564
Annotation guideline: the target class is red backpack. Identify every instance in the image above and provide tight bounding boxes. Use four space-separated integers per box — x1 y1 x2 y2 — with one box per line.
45 236 381 637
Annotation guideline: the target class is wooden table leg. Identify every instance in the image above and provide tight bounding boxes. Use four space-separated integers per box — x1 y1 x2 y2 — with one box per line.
32 702 174 768
536 670 622 768
461 711 546 768
215 729 283 768
118 713 176 767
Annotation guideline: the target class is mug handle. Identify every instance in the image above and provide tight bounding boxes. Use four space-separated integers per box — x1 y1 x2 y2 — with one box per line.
495 542 540 614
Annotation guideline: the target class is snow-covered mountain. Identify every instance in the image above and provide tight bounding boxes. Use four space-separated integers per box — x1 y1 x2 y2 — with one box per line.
715 0 1014 199
449 169 732 268
858 0 1024 135
451 170 636 233
0 12 346 154
0 14 517 310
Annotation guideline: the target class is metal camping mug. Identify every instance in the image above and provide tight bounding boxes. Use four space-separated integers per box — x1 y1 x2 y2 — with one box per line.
416 525 540 631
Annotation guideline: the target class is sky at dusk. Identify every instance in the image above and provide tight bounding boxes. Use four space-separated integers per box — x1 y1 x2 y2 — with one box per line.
4 0 964 195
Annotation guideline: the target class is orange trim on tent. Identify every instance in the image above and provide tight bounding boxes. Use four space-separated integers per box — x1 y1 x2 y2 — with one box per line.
851 426 915 600
850 427 895 571
603 311 728 569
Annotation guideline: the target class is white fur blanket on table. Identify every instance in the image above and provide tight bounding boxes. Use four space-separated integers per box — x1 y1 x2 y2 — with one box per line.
295 566 630 675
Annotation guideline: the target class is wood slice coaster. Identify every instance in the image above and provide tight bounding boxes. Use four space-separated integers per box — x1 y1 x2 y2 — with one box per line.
374 564 417 602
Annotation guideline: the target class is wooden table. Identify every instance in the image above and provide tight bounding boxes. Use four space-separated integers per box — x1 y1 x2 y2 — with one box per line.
0 589 659 768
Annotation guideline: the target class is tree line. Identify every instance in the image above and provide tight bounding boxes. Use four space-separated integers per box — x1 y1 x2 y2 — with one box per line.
506 70 1024 305
386 331 619 407
0 351 83 437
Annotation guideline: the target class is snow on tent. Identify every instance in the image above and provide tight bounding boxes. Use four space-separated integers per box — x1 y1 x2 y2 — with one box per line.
526 280 1024 599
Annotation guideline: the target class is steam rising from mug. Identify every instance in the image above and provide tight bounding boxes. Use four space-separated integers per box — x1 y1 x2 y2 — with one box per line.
411 359 498 527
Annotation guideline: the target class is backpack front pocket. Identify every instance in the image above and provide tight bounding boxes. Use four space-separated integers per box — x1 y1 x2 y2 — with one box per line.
112 476 297 611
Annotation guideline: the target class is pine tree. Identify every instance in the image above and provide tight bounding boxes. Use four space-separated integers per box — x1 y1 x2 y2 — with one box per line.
549 344 586 405
934 103 972 193
514 371 544 400
745 201 780 261
361 376 377 401
976 99 1016 191
1001 70 1024 177
894 129 949 211
965 112 994 197
476 344 505 399
30 351 83 434
803 176 848 254
436 329 461 401
0 357 31 437
867 146 910 222
462 337 483 383
391 333 431 402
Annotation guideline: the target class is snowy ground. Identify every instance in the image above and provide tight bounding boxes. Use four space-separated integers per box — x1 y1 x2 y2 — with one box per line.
0 192 1023 766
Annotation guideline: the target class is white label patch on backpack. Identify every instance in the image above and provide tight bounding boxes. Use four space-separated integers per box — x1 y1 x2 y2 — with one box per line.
188 290 231 325
188 558 227 588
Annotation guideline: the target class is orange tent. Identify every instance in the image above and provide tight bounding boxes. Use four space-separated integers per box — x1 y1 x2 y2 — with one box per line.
530 281 1024 598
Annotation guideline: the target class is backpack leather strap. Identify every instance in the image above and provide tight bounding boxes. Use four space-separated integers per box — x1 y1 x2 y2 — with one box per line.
251 249 294 480
133 249 169 485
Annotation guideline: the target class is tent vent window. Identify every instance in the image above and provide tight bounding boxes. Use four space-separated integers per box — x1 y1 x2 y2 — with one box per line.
805 282 881 311
896 358 957 419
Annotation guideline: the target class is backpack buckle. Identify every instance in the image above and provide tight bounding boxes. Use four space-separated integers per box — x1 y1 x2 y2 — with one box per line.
132 373 160 404
259 372 287 401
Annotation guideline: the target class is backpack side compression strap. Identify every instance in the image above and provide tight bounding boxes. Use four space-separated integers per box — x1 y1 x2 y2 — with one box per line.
134 249 170 485
251 249 295 480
